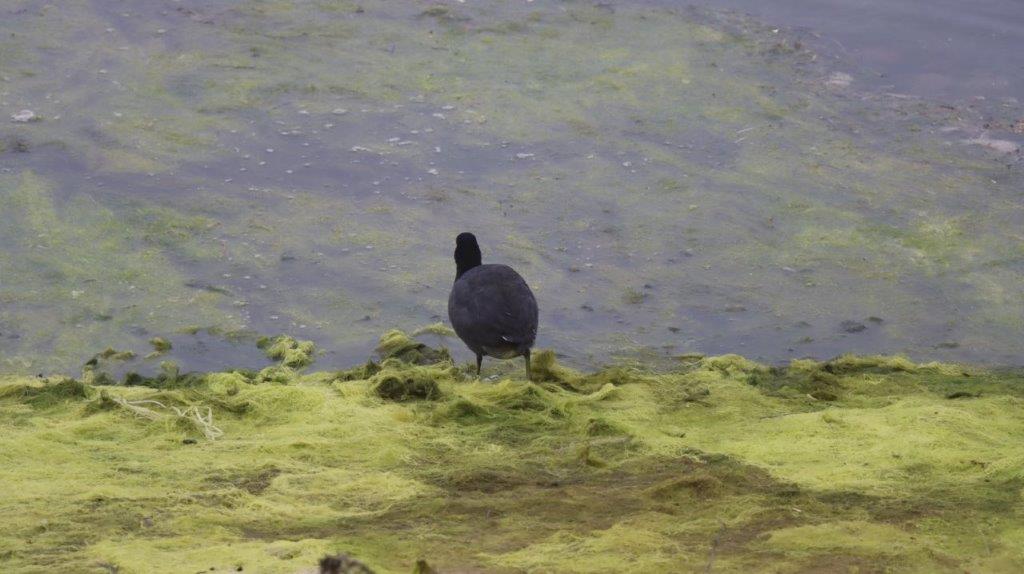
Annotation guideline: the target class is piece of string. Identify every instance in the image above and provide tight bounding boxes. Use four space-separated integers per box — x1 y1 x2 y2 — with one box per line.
113 397 224 440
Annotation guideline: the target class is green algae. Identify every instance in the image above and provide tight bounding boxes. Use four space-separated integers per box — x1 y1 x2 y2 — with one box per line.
258 334 317 368
0 171 238 373
371 369 443 402
145 337 172 360
375 330 452 366
2 333 1022 572
410 322 456 338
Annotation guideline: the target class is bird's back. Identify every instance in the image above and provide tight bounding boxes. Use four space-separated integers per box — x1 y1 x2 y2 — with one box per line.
448 264 538 358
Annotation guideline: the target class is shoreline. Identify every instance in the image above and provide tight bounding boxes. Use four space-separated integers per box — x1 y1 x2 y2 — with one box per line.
2 330 1022 572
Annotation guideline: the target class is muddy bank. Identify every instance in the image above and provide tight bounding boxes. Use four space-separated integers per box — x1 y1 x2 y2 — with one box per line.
1 331 1022 572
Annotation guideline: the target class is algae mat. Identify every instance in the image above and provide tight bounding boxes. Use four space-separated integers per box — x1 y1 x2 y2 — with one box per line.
1 332 1023 573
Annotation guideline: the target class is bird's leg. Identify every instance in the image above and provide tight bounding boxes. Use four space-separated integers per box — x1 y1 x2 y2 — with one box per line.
476 353 482 377
524 349 532 382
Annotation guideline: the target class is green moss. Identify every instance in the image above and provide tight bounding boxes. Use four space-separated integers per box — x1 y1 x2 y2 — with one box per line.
0 377 92 405
375 330 452 366
410 323 456 338
622 287 647 305
371 373 442 402
529 349 581 384
147 337 173 356
1 343 1023 571
258 335 317 368
94 348 136 362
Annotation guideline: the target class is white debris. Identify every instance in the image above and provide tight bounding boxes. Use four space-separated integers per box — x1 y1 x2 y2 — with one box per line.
826 72 853 88
332 108 348 115
427 168 439 175
515 153 534 159
11 109 37 122
964 134 1020 154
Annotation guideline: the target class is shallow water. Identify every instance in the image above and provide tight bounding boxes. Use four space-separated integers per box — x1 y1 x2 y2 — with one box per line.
689 0 1024 102
0 1 1022 374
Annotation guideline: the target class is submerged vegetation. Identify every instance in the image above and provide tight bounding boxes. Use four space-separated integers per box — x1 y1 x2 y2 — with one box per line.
1 331 1023 572
0 0 1021 374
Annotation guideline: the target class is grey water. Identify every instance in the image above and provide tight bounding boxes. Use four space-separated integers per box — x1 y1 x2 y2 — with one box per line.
689 0 1024 102
0 1 1021 376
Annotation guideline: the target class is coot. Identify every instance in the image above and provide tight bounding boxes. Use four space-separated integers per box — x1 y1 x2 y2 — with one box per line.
448 232 538 380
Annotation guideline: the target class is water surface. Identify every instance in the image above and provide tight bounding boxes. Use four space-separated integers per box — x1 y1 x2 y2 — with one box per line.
0 0 1021 374
689 0 1024 102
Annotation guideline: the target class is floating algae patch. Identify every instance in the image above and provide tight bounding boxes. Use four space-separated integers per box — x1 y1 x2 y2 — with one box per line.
375 330 452 366
410 322 456 338
258 334 317 368
147 337 172 354
2 333 1023 572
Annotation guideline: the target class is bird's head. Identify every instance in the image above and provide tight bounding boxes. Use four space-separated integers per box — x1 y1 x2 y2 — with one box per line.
454 232 482 279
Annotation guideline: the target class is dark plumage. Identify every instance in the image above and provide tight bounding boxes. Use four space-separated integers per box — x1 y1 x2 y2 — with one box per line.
448 232 539 380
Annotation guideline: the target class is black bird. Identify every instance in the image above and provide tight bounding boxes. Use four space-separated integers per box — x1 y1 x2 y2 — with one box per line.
448 232 538 380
